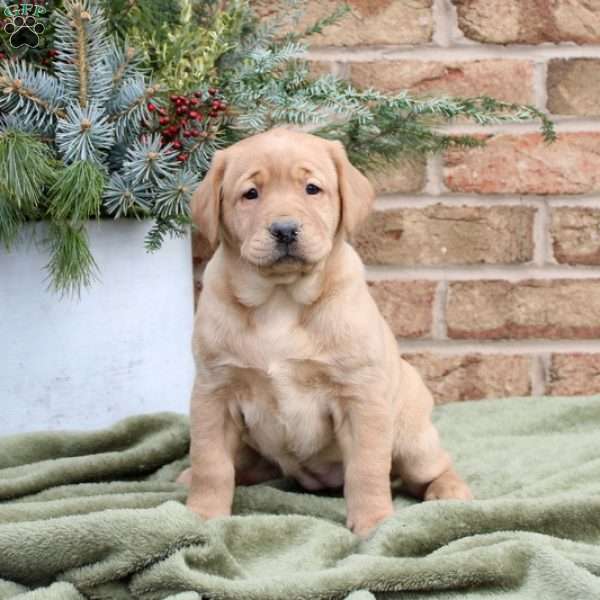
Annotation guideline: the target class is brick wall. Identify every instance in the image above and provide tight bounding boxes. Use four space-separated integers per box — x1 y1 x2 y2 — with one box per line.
193 0 600 403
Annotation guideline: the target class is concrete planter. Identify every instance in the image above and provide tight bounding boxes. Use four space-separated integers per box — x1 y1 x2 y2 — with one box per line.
0 220 195 435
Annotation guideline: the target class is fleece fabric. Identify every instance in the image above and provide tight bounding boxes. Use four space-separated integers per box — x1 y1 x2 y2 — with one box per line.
0 395 599 599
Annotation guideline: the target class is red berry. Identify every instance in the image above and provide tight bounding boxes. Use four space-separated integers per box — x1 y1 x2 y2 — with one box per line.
218 102 227 111
159 116 169 125
172 140 182 149
158 107 167 116
170 94 178 102
188 110 199 120
211 100 221 110
183 130 192 138
0 53 5 60
190 129 199 137
176 106 187 115
193 91 202 98
189 98 199 105
177 153 188 162
209 110 218 118
147 103 157 112
208 88 216 95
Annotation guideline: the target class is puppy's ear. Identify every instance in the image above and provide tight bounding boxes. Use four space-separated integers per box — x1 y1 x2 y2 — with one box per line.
190 150 227 248
328 140 375 235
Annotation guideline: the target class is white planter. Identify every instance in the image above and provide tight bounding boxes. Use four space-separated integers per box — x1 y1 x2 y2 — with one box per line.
0 220 196 435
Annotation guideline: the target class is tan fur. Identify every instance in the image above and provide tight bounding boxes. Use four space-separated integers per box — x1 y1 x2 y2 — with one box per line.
180 128 472 538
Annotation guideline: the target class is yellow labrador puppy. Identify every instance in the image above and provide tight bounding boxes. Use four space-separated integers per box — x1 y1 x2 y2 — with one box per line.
179 128 472 537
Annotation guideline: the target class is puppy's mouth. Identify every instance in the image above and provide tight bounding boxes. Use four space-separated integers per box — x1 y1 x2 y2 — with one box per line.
264 244 307 271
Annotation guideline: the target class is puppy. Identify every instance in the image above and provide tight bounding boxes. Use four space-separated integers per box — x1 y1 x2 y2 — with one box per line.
179 128 472 537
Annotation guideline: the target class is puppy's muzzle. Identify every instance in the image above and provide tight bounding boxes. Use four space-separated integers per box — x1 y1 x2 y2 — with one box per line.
269 220 304 262
269 220 299 245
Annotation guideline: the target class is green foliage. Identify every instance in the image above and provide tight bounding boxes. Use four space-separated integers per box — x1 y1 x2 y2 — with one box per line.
48 161 105 222
0 130 56 212
0 0 556 296
0 194 24 250
127 0 248 93
44 221 99 296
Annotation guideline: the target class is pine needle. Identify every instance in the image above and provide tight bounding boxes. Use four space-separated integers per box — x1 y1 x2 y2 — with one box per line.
0 129 56 213
44 221 99 297
0 195 25 250
48 161 105 222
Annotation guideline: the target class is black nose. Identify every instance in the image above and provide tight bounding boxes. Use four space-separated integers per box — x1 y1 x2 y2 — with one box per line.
269 221 299 245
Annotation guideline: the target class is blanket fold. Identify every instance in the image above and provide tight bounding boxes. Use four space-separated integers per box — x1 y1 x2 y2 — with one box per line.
0 396 599 599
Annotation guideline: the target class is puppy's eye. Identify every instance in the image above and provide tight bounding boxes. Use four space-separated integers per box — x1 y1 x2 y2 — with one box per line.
305 183 321 195
242 188 259 200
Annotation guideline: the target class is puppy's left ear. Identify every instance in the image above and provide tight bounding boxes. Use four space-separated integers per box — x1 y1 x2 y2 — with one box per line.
190 150 227 248
328 140 375 235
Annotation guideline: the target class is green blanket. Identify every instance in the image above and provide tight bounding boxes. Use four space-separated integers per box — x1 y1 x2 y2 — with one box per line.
1 396 599 599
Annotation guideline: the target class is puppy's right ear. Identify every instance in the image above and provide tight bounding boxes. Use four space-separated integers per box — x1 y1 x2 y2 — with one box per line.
190 150 226 248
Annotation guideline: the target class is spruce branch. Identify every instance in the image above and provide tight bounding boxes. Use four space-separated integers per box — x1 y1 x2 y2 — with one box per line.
109 79 161 144
103 172 152 218
56 102 115 165
53 0 112 107
0 60 66 128
122 133 178 186
144 214 190 252
153 169 200 218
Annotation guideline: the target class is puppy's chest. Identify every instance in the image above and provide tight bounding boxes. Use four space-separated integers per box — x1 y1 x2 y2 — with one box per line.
210 297 343 461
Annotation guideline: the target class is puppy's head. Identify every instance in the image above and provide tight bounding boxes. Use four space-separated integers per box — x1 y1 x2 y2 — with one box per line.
191 128 374 275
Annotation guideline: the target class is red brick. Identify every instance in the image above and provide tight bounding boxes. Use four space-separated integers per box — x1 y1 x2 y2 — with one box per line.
350 60 534 104
548 354 600 396
367 280 435 338
354 205 534 266
547 59 600 117
551 208 600 266
403 353 532 403
453 0 600 45
253 0 433 46
447 280 600 340
367 159 426 194
444 133 600 195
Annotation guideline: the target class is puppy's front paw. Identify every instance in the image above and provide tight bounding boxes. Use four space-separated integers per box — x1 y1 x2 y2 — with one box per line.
347 508 393 539
424 470 473 501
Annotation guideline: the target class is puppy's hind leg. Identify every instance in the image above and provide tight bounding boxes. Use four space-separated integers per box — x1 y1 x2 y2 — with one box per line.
391 376 472 502
392 423 472 501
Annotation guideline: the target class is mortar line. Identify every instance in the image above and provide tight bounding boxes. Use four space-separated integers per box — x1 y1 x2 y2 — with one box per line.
439 119 600 135
396 339 600 354
424 154 445 196
532 59 549 112
306 45 600 62
432 0 452 48
533 201 550 266
375 194 600 207
432 281 448 339
530 355 548 395
365 265 600 281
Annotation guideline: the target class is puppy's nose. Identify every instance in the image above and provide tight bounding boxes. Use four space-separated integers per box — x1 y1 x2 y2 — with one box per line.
269 221 299 245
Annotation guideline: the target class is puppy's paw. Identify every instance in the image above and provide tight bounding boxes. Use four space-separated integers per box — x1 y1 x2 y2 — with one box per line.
347 508 393 539
424 471 473 502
